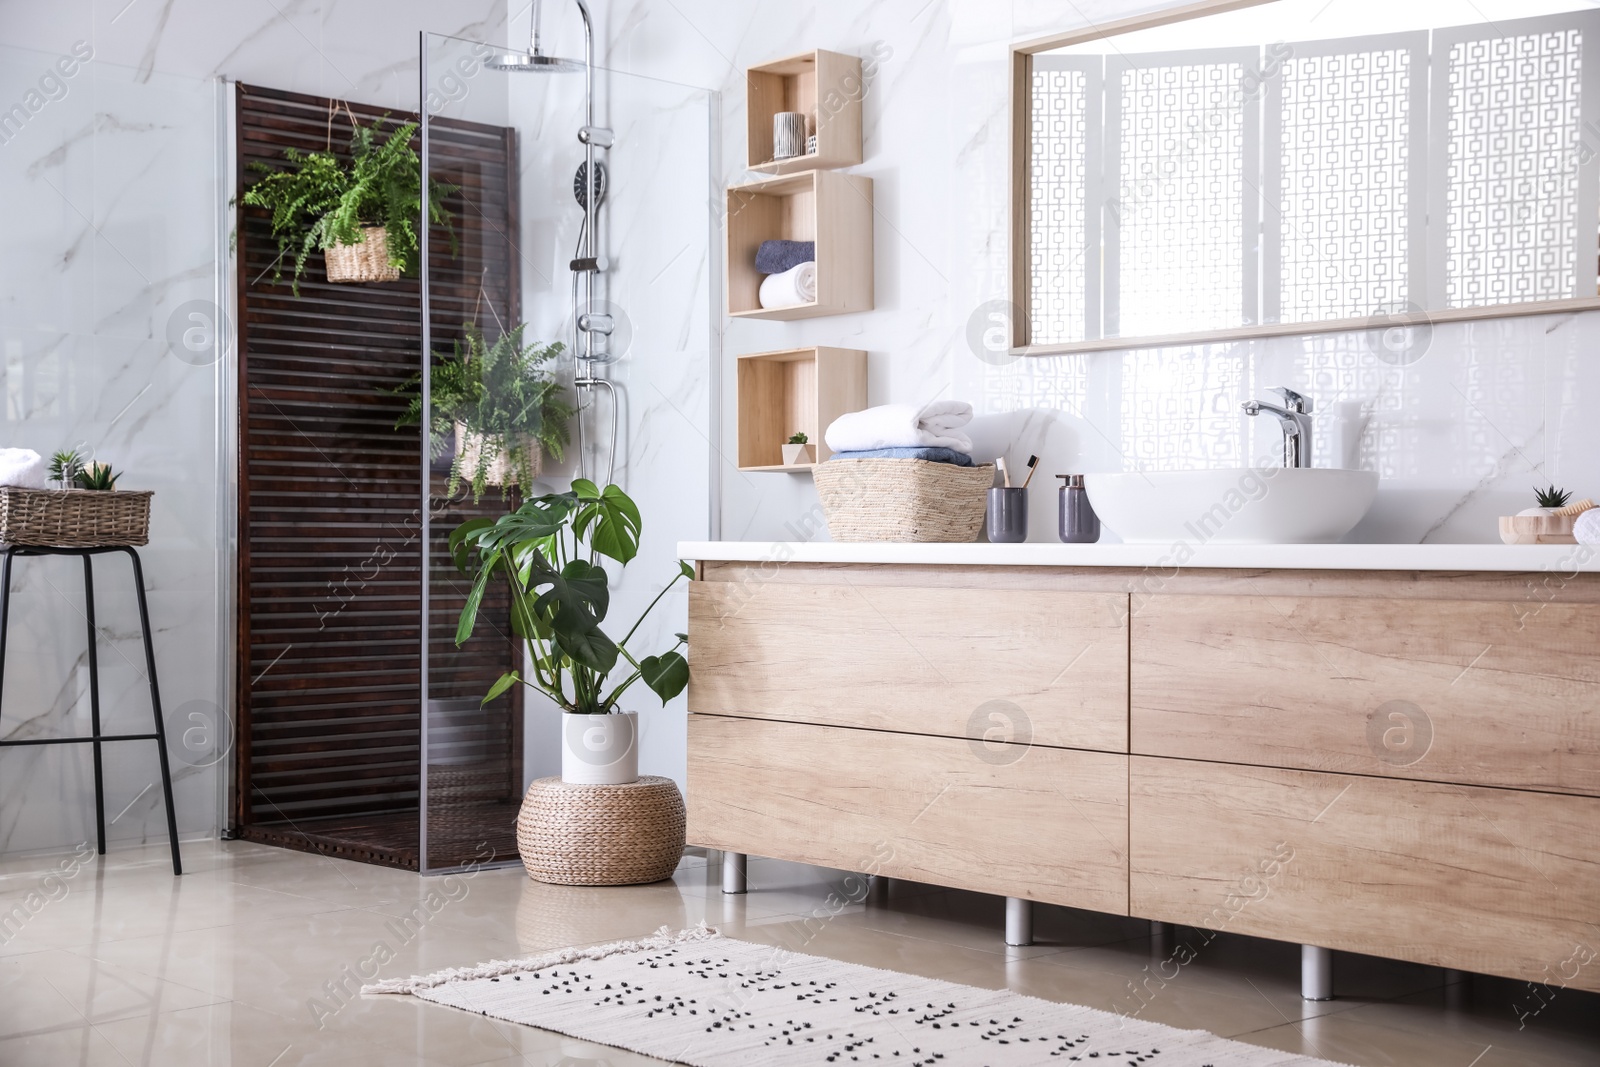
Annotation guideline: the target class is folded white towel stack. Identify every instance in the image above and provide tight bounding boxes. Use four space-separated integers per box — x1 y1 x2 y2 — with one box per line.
757 261 817 309
0 448 47 489
825 401 975 454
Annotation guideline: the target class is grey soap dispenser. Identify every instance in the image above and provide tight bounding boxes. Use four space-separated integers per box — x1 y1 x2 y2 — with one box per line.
1058 474 1101 544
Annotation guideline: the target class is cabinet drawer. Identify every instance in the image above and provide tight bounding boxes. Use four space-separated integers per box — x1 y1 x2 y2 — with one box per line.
1131 594 1600 794
688 714 1129 914
690 580 1128 752
1130 756 1600 990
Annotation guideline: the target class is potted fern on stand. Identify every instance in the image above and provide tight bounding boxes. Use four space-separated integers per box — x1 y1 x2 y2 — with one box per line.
450 480 693 884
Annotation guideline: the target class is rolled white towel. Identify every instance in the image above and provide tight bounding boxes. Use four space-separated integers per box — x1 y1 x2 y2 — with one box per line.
0 448 46 489
825 401 975 454
757 261 817 309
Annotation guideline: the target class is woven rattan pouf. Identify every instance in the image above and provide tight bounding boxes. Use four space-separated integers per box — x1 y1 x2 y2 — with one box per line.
516 775 686 886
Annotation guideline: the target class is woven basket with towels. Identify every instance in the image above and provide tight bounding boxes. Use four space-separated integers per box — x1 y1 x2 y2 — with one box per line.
813 458 995 542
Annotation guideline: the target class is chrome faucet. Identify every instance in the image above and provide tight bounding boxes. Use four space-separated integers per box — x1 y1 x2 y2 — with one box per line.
1242 387 1314 468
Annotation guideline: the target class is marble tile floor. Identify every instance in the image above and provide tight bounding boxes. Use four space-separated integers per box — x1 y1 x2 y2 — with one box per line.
0 840 1593 1066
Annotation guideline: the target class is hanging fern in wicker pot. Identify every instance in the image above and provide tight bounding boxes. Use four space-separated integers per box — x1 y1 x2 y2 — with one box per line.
394 323 575 504
241 110 456 294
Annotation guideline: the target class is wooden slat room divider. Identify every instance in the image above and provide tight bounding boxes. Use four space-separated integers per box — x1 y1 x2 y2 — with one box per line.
233 83 523 870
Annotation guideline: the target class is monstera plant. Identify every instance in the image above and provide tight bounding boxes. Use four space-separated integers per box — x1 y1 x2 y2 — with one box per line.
449 480 690 715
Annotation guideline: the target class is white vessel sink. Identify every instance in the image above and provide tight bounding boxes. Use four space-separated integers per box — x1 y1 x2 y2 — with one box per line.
1084 468 1379 545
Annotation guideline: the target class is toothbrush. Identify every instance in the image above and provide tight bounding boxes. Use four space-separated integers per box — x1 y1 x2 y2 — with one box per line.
1020 455 1040 490
997 457 1011 487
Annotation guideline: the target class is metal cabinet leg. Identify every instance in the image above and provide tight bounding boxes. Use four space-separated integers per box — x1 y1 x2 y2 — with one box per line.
1443 968 1471 1011
1005 897 1033 946
1150 920 1174 959
1302 944 1334 1000
866 875 889 906
721 851 746 894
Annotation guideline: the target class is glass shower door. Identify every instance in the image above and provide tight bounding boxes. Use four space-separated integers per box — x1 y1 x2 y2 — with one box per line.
418 32 716 873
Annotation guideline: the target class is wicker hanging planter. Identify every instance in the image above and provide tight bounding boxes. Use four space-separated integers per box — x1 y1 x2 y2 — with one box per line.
324 225 401 283
454 424 543 488
0 488 152 547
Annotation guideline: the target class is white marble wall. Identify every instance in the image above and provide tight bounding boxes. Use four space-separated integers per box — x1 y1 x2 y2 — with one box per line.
0 1 509 855
599 0 1600 550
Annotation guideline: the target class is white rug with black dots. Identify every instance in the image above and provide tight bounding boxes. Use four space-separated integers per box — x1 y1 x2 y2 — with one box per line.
365 925 1353 1066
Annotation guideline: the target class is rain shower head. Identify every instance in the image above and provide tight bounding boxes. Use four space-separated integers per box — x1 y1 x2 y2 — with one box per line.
487 0 590 74
485 51 585 73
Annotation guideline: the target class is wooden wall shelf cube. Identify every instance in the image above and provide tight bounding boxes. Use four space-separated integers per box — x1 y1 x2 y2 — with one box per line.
737 347 868 471
747 49 864 175
726 170 874 321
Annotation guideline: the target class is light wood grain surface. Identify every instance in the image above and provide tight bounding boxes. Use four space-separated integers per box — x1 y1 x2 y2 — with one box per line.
1131 594 1600 795
1130 756 1600 991
690 580 1129 752
689 714 1130 913
725 170 873 320
698 560 1600 602
746 49 863 174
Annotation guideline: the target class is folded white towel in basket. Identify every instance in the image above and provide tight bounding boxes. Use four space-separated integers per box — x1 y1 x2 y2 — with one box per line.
825 402 975 454
0 448 46 489
757 261 817 309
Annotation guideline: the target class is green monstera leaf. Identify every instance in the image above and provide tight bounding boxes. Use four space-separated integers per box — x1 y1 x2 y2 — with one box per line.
449 482 689 714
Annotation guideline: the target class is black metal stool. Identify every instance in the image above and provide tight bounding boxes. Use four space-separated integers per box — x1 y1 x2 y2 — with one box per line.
0 545 182 875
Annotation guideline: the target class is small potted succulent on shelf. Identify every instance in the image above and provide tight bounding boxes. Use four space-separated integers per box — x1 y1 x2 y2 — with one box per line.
781 430 815 466
394 322 574 505
241 112 456 294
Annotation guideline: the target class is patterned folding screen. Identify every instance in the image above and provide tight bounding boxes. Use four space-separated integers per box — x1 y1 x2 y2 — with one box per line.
1264 32 1428 325
1104 48 1261 339
1430 12 1600 308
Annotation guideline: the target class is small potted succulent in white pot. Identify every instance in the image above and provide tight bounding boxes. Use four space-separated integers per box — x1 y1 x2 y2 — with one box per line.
781 430 815 466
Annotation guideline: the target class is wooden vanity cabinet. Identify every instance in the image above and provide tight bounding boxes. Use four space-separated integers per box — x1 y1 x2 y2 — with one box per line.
686 562 1600 992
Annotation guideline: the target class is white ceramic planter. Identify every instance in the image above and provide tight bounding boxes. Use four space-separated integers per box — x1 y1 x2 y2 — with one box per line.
561 711 639 785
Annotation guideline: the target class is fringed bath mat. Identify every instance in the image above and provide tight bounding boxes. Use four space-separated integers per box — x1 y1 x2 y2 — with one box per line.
366 925 1352 1066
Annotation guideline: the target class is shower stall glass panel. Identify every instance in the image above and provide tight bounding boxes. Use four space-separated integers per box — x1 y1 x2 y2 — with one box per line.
418 32 716 873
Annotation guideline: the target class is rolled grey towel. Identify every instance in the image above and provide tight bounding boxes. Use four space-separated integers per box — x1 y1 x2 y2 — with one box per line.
755 239 816 274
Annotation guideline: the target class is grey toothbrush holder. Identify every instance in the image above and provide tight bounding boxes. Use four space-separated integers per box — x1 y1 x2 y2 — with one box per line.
986 487 1029 543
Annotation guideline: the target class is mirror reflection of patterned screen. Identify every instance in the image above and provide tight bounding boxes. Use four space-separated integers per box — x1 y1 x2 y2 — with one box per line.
1026 7 1600 348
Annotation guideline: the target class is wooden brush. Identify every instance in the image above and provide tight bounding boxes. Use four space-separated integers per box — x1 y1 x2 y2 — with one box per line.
1020 455 1040 490
996 456 1010 488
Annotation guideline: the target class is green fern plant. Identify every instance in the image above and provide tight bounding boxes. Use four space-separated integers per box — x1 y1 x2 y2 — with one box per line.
241 114 456 295
74 462 119 491
395 323 574 504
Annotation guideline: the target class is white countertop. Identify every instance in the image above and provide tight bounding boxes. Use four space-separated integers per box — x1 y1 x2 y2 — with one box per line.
679 540 1600 572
